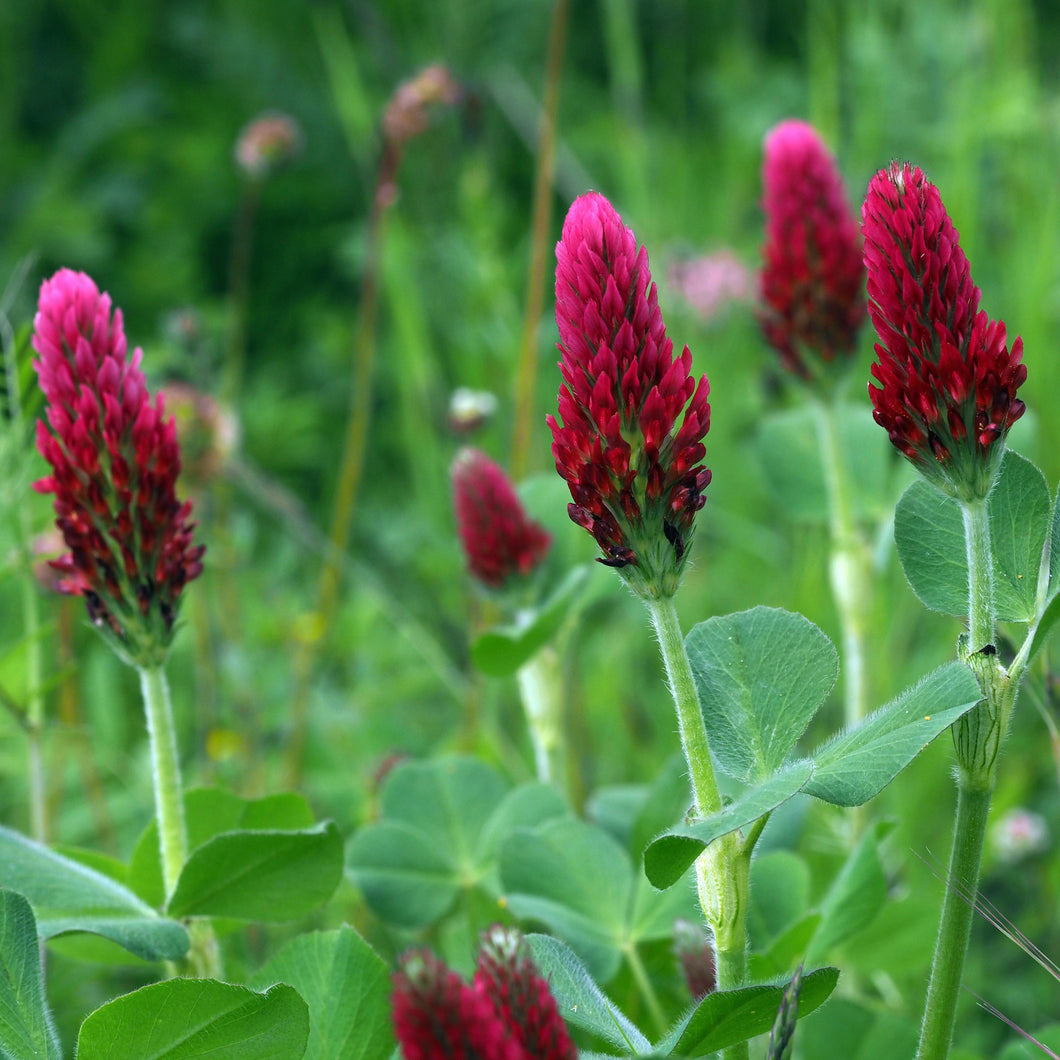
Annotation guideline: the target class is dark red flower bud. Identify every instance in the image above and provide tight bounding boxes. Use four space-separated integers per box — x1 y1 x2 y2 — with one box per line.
758 120 866 379
451 449 552 589
32 269 204 665
474 927 577 1060
862 163 1026 499
548 192 711 598
392 950 523 1060
673 918 717 1000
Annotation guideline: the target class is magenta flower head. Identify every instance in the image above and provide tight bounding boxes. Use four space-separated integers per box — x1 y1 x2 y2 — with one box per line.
548 192 711 599
32 269 205 666
862 162 1027 500
758 120 866 380
391 928 575 1060
451 448 552 590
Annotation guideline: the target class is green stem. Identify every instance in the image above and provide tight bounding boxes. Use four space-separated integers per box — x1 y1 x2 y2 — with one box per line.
625 940 667 1039
643 596 721 817
17 511 47 842
138 664 187 899
917 493 999 1059
915 781 992 1060
816 398 871 730
961 498 994 652
515 646 565 790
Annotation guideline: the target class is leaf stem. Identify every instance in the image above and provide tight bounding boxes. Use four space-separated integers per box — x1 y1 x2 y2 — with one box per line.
624 940 668 1039
961 498 994 652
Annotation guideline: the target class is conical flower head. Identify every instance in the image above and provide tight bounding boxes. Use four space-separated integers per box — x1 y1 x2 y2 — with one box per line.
473 926 577 1060
547 191 711 599
451 448 552 589
862 162 1027 500
392 950 524 1060
32 269 204 666
758 120 866 379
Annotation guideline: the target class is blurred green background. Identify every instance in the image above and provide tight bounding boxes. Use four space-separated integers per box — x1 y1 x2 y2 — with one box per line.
3 0 1060 1053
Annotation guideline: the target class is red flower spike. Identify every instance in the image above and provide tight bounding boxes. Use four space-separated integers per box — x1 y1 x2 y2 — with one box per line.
451 449 552 589
548 192 711 598
862 163 1027 499
673 918 717 1001
474 927 578 1060
392 950 524 1060
758 120 866 379
32 269 205 666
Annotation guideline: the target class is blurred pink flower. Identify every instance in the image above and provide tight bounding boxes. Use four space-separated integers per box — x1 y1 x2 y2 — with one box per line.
33 269 204 664
669 250 753 326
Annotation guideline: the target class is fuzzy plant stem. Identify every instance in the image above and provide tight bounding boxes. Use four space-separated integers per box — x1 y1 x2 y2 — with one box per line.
515 646 565 790
816 399 871 730
917 496 996 1060
138 663 188 900
646 594 749 1059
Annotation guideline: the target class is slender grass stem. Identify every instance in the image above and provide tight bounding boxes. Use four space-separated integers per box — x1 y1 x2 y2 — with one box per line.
510 0 569 479
625 939 668 1039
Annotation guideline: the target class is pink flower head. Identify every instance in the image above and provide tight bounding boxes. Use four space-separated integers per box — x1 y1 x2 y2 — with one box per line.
32 269 205 665
391 929 575 1060
234 111 303 178
547 192 711 598
473 927 577 1060
451 449 552 589
862 162 1027 499
758 120 866 379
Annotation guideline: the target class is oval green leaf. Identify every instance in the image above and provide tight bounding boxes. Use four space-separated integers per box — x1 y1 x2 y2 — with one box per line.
76 980 308 1060
686 607 837 782
167 823 343 921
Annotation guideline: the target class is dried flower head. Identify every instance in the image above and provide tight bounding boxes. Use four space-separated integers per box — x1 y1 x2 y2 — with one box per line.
548 191 711 599
758 120 866 379
33 269 204 666
383 65 461 148
391 928 574 1060
235 111 303 178
451 448 551 589
862 162 1026 499
160 382 239 486
448 387 499 435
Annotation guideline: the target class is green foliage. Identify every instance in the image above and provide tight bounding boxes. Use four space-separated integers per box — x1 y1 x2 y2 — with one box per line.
0 826 188 962
75 980 309 1060
895 450 1052 621
250 928 395 1060
0 891 61 1060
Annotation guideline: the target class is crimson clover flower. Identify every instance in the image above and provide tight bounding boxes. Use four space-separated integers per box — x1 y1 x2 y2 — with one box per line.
32 269 204 666
451 448 552 589
548 191 711 599
758 119 866 380
391 927 576 1060
862 162 1027 499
